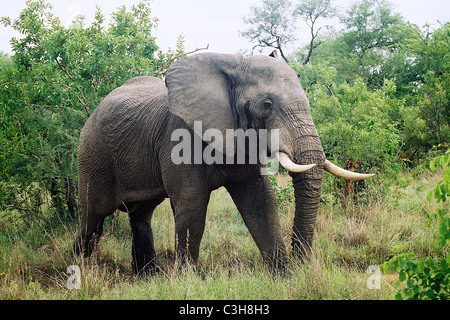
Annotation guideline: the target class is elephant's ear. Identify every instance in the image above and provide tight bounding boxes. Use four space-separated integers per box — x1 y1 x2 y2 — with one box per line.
165 53 243 153
269 50 279 59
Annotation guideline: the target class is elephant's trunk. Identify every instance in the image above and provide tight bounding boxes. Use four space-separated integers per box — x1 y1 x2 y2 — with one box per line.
289 145 325 259
291 166 324 258
280 148 375 259
274 92 375 258
272 98 325 259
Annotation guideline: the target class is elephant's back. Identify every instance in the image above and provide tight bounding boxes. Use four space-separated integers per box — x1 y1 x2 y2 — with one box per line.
83 76 168 140
93 76 168 123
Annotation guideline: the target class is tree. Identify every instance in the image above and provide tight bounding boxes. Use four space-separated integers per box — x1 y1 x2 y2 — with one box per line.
1 0 161 117
396 23 450 159
311 77 404 169
307 76 405 201
294 0 336 65
240 0 336 63
0 0 179 221
240 0 296 62
409 23 450 147
337 0 406 88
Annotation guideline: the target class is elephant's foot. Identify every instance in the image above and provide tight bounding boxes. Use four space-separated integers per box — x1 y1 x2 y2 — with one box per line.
291 238 313 263
73 220 105 258
73 233 101 258
132 255 163 276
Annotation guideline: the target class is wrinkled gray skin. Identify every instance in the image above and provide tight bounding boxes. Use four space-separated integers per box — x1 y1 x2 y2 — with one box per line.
74 53 325 275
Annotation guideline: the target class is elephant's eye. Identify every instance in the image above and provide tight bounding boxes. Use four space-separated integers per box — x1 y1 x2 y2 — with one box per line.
262 101 272 110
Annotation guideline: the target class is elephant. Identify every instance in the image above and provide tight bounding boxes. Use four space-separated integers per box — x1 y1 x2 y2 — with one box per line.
73 51 374 275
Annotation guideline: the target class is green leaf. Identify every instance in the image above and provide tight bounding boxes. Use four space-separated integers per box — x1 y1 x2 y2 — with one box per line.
441 259 448 270
439 221 448 236
400 259 407 269
425 289 435 299
427 190 433 202
437 209 447 218
417 260 425 272
399 271 406 282
440 182 448 196
435 186 442 202
430 157 437 171
403 288 413 298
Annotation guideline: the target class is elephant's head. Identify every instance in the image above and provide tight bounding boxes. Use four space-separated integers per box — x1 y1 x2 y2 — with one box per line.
165 52 373 258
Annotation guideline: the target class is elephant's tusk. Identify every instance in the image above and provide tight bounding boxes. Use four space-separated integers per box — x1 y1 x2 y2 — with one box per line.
276 152 317 173
324 160 375 180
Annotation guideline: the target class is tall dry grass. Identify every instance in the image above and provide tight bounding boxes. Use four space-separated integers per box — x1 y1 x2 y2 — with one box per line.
0 170 445 299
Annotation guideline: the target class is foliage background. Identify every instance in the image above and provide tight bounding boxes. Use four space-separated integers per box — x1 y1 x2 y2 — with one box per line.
0 0 184 222
0 0 448 300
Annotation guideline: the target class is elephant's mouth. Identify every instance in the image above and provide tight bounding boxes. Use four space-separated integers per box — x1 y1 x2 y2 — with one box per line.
276 151 375 180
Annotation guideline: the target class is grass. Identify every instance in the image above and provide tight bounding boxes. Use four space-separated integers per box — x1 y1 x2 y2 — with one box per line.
0 169 447 300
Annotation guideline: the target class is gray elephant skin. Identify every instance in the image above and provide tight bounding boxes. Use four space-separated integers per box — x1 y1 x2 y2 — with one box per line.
74 52 372 275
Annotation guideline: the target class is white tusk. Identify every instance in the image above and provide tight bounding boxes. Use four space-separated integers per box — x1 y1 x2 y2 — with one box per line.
276 152 317 173
324 160 375 180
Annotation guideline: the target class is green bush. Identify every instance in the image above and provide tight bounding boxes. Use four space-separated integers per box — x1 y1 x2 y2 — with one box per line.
268 175 294 210
383 151 450 300
0 0 182 222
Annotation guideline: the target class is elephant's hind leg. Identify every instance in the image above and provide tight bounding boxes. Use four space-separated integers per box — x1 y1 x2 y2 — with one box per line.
73 179 116 258
128 198 165 275
73 210 107 258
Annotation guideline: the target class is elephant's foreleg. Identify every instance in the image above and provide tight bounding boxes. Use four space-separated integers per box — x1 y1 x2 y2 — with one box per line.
162 163 210 266
128 198 165 275
170 193 210 265
225 177 288 271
